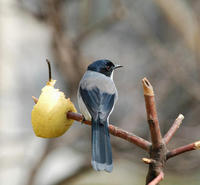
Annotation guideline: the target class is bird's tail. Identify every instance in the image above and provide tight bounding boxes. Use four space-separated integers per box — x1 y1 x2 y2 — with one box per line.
91 116 113 172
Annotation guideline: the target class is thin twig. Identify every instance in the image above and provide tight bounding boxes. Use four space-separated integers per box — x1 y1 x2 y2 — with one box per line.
32 96 38 104
166 140 200 160
163 114 184 144
32 97 151 151
142 78 162 149
148 171 164 185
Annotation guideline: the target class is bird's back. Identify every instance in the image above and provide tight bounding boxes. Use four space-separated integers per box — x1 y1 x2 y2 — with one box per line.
79 70 118 97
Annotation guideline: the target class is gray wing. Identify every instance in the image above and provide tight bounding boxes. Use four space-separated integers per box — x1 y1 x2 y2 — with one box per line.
79 86 116 120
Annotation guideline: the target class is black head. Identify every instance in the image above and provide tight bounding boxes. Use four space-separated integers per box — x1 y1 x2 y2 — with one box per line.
87 59 122 77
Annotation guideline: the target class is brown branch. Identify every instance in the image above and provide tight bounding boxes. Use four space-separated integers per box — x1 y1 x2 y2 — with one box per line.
142 78 162 149
142 78 166 185
32 77 199 185
109 124 151 151
32 96 151 151
163 114 184 144
31 74 200 185
32 96 38 104
166 141 200 160
67 113 151 151
148 171 164 185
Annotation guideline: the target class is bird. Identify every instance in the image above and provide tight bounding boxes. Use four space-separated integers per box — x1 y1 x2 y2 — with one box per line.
77 59 122 172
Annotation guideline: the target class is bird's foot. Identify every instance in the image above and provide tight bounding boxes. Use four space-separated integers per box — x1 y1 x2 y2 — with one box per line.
81 115 86 124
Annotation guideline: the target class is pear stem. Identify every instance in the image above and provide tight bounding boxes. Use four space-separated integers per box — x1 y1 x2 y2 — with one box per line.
46 59 52 81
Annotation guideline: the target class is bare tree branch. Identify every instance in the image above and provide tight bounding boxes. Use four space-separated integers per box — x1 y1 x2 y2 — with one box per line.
67 112 151 151
148 171 164 185
32 97 151 151
142 78 162 149
163 114 184 144
31 76 200 185
167 141 200 160
142 78 166 185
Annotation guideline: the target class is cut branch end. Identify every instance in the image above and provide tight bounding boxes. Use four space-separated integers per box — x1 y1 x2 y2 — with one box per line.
167 140 200 159
178 114 184 120
142 77 154 96
163 113 184 144
142 158 156 164
32 96 38 104
194 141 200 150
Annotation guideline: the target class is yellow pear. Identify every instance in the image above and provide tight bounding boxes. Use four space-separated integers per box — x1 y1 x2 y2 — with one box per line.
31 60 76 138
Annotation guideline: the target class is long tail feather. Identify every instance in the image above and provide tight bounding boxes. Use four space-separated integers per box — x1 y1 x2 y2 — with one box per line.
91 117 113 172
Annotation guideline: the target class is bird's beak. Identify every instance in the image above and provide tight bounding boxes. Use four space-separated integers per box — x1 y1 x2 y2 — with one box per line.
113 65 123 70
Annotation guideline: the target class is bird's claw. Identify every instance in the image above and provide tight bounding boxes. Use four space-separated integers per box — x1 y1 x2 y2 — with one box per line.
81 115 86 124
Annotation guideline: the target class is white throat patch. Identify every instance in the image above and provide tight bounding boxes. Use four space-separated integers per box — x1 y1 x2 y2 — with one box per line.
111 71 114 80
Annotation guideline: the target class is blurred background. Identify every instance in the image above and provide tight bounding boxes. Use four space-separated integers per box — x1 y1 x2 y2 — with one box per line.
1 0 200 184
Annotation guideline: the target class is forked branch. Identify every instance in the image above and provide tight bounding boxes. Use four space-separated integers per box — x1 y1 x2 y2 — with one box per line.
32 76 200 185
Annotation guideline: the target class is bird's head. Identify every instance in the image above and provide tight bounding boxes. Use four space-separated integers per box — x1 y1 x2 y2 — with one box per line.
87 59 123 77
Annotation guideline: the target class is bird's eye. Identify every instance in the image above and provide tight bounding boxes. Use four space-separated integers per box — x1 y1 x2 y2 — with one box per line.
106 66 111 71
